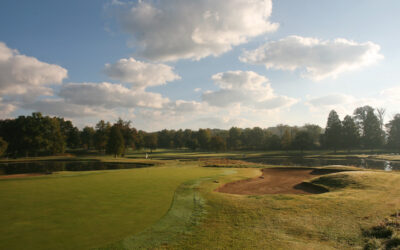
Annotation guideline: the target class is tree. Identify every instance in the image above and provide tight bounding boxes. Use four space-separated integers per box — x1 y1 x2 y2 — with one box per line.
115 118 135 154
386 114 400 152
227 127 241 150
353 105 374 135
173 129 185 149
197 129 211 150
144 133 158 152
0 137 8 157
281 129 293 152
81 126 95 149
324 110 342 153
106 126 125 157
363 109 384 150
341 115 360 152
303 124 322 148
209 136 227 152
376 108 386 131
249 127 265 150
158 129 174 148
293 131 313 153
94 120 111 153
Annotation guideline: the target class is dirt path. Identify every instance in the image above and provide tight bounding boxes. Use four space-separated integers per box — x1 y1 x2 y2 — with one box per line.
216 168 340 195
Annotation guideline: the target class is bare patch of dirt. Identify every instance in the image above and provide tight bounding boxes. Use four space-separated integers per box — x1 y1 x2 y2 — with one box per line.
0 173 46 179
216 168 342 195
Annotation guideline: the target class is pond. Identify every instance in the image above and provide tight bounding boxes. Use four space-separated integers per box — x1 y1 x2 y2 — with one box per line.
245 157 400 171
0 161 153 176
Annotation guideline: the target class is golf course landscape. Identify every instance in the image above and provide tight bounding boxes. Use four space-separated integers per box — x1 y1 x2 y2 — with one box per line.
1 150 400 249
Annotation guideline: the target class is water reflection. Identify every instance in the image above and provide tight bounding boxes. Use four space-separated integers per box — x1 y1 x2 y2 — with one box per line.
247 157 399 171
0 161 153 175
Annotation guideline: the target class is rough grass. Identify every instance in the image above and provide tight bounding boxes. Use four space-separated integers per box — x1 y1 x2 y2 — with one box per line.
165 169 400 249
0 162 224 250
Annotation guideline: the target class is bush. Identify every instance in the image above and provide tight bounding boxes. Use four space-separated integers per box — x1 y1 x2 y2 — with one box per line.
363 225 393 239
386 237 400 250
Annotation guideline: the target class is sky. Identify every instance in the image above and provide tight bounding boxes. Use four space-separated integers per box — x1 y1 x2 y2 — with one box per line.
0 0 399 131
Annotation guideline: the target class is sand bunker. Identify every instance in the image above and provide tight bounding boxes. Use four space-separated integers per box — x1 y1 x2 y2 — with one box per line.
217 168 342 195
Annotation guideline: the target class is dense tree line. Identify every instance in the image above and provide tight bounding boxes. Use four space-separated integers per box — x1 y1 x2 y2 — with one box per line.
0 105 399 157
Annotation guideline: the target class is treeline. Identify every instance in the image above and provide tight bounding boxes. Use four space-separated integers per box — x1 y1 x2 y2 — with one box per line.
0 105 399 157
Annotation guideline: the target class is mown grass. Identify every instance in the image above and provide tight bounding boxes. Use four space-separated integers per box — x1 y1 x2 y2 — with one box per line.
0 162 225 250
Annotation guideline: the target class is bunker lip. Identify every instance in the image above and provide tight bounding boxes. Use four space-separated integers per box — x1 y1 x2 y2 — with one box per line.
216 167 344 195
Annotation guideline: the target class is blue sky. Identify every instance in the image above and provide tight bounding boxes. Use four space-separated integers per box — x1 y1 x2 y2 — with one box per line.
0 0 399 130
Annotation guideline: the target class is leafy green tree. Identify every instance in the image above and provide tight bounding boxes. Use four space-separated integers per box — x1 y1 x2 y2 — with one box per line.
341 115 360 152
197 129 211 150
81 126 95 149
158 129 174 148
144 133 158 152
386 114 400 152
266 134 281 150
303 124 322 148
293 131 313 153
210 136 226 152
353 105 374 135
324 110 342 153
227 127 241 150
0 137 8 157
94 120 111 153
115 118 136 154
173 129 185 149
249 127 265 150
106 125 125 157
363 109 384 150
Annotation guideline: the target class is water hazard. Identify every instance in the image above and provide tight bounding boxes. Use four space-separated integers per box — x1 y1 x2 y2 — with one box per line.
245 157 399 171
0 161 153 176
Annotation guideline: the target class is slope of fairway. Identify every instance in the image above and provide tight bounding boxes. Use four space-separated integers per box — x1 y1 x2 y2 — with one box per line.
0 163 224 250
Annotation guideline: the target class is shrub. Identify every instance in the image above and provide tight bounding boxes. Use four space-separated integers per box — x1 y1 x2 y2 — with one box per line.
363 225 393 239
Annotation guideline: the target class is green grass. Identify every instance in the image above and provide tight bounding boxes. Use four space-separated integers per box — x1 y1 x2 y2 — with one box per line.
0 162 224 250
1 151 400 249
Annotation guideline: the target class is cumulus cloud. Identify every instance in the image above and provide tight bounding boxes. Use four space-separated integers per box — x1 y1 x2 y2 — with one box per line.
0 97 17 118
202 71 297 109
0 42 68 95
113 0 278 61
22 99 113 118
59 82 169 109
305 93 384 118
103 57 180 88
240 36 383 81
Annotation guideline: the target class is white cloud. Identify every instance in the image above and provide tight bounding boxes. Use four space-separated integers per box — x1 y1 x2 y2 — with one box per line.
59 82 169 109
0 97 16 118
305 93 384 120
114 0 278 61
240 36 383 81
381 86 400 103
22 99 113 118
103 57 180 88
0 42 68 95
202 71 297 109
